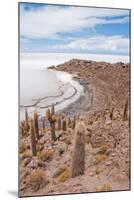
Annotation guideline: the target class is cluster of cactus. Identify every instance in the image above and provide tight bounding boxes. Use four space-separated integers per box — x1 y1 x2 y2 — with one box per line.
71 119 86 178
20 105 78 158
46 105 56 141
20 108 30 136
20 109 41 156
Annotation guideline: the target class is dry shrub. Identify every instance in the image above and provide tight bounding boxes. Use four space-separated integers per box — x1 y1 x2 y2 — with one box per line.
95 154 108 164
29 170 49 191
19 151 32 162
96 184 112 192
19 153 24 162
98 144 109 154
36 143 44 152
85 136 90 144
58 169 70 182
20 143 27 153
53 166 67 178
37 150 53 162
95 166 103 175
64 137 71 145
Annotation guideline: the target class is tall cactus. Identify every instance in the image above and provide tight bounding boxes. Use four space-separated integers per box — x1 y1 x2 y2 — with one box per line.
62 119 67 131
123 98 129 121
110 107 114 120
42 117 45 131
51 115 56 140
72 116 76 129
57 116 61 131
46 108 51 122
20 121 25 136
29 118 37 156
71 121 85 178
68 116 71 127
34 112 39 140
25 108 29 132
46 105 56 141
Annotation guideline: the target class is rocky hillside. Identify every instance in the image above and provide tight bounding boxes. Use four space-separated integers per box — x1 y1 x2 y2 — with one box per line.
19 59 130 197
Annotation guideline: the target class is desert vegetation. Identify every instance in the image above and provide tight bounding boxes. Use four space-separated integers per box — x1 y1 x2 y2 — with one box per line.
19 59 130 197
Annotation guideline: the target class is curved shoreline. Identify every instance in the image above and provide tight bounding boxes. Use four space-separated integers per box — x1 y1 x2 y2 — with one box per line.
20 69 87 119
20 81 79 110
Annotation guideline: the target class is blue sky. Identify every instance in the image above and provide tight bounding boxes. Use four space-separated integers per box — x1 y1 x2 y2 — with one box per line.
20 3 130 55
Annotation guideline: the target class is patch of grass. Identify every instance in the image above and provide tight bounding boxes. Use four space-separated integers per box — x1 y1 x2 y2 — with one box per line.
95 154 108 164
29 170 49 191
58 169 70 182
37 150 53 162
96 184 112 192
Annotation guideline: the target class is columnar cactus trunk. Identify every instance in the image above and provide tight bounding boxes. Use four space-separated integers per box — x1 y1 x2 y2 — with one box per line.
34 112 39 140
68 117 71 127
25 108 29 132
57 116 61 131
29 118 37 156
51 105 56 140
42 117 45 131
51 104 55 115
110 107 114 120
62 119 67 131
72 117 76 129
123 98 129 121
51 116 56 141
71 121 85 178
46 105 56 141
20 121 24 136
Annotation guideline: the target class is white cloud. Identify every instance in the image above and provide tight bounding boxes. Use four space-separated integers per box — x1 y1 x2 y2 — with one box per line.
55 35 129 54
20 5 129 39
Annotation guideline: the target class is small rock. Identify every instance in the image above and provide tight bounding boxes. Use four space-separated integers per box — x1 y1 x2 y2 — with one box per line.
27 159 38 169
89 172 94 176
105 161 112 166
23 157 31 166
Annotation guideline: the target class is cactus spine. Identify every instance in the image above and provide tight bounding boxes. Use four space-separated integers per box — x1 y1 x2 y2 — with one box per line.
71 121 85 178
34 112 39 140
29 118 37 156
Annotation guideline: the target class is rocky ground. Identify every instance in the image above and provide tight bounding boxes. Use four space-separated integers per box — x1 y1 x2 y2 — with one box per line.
19 59 130 197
